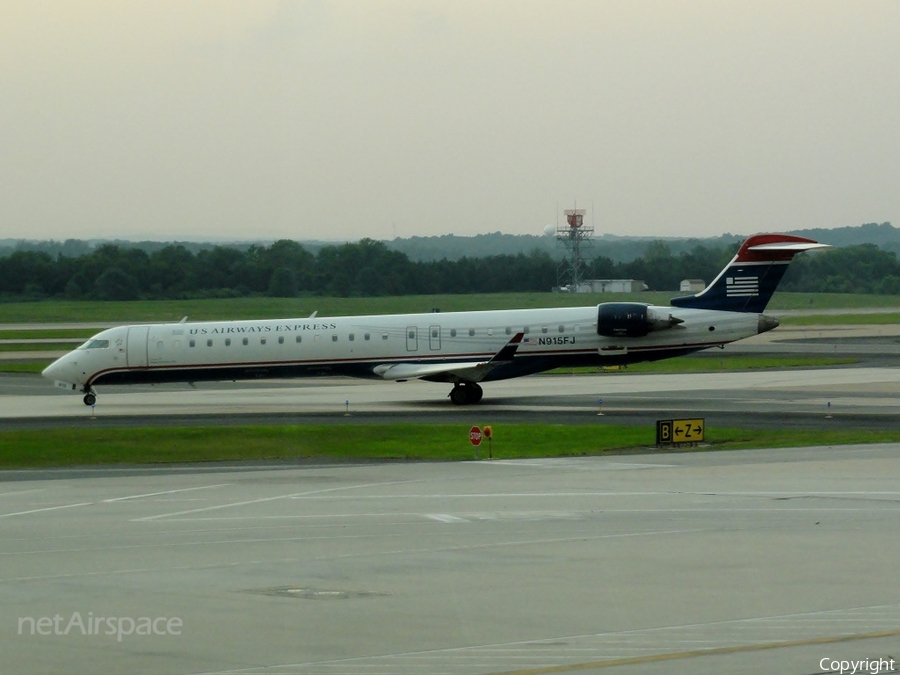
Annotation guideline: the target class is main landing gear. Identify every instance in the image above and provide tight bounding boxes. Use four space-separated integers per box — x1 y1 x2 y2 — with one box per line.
449 382 483 405
82 387 97 406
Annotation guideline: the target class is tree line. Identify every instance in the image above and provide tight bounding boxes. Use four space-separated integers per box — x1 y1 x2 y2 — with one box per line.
0 237 897 301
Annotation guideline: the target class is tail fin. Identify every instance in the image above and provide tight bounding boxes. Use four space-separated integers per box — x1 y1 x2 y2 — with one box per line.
670 233 830 313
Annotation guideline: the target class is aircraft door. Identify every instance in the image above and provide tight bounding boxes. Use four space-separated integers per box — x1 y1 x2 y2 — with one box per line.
429 324 441 351
126 326 149 368
406 326 418 351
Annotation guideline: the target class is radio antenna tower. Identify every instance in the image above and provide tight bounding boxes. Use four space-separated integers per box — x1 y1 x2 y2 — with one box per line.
555 205 593 292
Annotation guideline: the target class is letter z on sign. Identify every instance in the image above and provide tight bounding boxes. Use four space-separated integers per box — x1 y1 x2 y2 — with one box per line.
672 419 704 443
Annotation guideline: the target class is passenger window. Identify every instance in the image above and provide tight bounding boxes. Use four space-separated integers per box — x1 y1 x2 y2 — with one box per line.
349 334 355 341
278 336 284 344
487 328 493 336
450 329 457 337
505 327 511 335
243 337 249 346
296 335 302 343
364 333 370 340
225 338 231 346
558 325 565 333
261 338 266 345
332 335 338 342
381 333 388 340
468 329 475 337
541 326 548 334
207 339 213 347
189 339 195 348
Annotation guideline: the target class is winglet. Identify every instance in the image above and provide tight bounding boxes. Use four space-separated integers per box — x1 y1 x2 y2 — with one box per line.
489 332 525 363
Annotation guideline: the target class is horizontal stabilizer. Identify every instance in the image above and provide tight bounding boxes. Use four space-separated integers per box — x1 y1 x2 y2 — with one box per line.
747 242 832 252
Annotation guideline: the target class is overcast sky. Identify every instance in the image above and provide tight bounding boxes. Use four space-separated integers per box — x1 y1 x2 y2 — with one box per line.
2 1 898 242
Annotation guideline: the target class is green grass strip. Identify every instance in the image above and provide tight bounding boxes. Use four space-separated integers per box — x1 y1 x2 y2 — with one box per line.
779 312 900 326
3 292 900 323
0 330 98 340
0 342 77 352
550 356 858 375
1 424 898 468
767 293 900 310
0 362 49 374
620 355 859 372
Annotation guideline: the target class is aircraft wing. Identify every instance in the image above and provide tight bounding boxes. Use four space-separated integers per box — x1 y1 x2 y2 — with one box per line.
373 332 525 383
373 361 491 381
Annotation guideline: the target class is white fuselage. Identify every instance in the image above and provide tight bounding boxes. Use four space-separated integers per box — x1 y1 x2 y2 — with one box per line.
43 304 765 390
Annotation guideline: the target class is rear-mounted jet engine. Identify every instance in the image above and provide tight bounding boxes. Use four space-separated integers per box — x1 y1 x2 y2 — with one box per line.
596 302 684 338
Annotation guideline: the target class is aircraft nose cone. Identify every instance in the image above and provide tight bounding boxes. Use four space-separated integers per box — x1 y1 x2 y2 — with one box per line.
42 359 63 381
758 314 779 334
42 356 76 383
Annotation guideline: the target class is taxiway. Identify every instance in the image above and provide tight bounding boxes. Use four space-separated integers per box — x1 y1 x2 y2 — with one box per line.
2 446 899 674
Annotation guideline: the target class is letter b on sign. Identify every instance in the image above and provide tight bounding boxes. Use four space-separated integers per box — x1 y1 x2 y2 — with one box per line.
656 420 673 445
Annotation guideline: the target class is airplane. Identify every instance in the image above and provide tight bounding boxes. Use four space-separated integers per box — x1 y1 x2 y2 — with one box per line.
42 233 829 406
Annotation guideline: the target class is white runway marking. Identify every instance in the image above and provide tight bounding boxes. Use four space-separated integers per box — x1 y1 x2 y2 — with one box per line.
0 484 231 518
101 483 230 502
425 514 469 523
133 479 422 522
0 501 93 519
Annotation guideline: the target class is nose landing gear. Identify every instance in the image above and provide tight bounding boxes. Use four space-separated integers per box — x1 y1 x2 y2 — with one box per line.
449 382 483 405
82 387 97 406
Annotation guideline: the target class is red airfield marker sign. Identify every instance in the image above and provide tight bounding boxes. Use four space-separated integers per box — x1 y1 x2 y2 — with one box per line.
469 426 483 447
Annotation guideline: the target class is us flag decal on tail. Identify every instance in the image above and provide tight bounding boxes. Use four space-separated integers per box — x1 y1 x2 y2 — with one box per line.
671 233 830 313
726 276 759 297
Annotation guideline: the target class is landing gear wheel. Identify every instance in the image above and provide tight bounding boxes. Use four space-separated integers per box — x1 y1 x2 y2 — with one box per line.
449 383 483 405
449 385 468 405
83 393 96 406
468 383 483 404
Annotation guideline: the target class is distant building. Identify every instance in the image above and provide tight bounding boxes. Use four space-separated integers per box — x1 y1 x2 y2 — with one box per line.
680 279 706 293
555 279 648 293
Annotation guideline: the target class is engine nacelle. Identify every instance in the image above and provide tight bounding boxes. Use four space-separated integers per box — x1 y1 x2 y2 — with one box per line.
597 303 683 338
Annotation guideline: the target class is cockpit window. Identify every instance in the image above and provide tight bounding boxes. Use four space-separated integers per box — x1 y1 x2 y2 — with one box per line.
79 339 110 350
